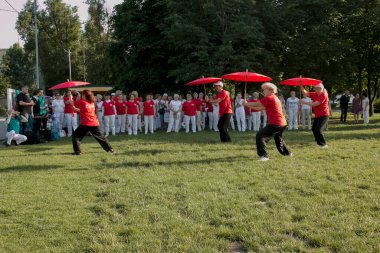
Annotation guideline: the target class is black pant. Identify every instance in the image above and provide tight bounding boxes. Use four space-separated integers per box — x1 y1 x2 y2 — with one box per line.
312 116 329 146
72 125 113 154
340 106 348 122
256 125 291 158
217 113 232 142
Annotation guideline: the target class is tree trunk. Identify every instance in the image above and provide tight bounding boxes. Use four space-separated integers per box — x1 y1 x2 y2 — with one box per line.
367 76 373 116
371 76 378 102
358 67 363 94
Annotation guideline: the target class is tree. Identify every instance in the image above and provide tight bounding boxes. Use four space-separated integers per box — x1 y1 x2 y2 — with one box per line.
0 74 10 97
0 43 34 88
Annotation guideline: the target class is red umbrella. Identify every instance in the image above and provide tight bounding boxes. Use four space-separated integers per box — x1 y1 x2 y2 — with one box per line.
48 81 90 90
185 77 222 93
222 70 272 97
280 76 322 99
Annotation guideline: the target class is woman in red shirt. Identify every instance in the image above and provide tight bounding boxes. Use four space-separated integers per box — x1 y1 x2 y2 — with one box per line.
143 94 155 134
126 94 140 135
300 83 330 148
182 94 197 133
115 94 127 134
205 95 214 130
102 94 116 137
243 82 292 161
72 90 114 155
64 90 79 137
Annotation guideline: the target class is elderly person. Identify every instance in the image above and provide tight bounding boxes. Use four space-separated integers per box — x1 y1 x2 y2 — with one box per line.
207 81 233 142
167 94 182 133
243 82 292 161
182 94 197 133
339 90 350 123
102 94 116 137
126 94 140 135
95 94 104 133
234 93 246 132
301 93 312 130
362 93 370 124
64 90 79 137
286 91 300 130
52 93 65 130
143 94 155 134
251 92 261 132
5 109 28 146
300 83 330 149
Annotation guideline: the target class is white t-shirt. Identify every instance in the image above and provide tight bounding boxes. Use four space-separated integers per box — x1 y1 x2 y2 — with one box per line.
362 98 369 111
302 97 312 110
235 98 244 111
96 101 103 113
170 100 182 112
52 99 65 113
287 97 299 111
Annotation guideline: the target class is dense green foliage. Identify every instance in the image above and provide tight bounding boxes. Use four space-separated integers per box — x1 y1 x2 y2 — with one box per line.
0 115 380 252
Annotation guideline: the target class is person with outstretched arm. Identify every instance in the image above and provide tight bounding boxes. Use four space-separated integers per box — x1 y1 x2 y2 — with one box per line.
300 83 330 149
243 82 292 161
72 90 115 156
206 81 233 142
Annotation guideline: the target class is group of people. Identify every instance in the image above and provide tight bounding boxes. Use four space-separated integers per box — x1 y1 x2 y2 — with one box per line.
339 90 370 124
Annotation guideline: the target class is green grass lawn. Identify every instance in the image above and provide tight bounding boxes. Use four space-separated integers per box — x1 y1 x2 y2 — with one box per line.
1 115 379 253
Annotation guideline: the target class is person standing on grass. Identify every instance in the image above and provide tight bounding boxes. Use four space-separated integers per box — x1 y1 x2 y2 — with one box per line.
212 94 220 132
143 94 155 134
103 94 116 137
167 94 182 133
182 94 197 133
205 95 214 130
251 92 261 132
192 92 202 132
95 95 104 133
286 91 300 130
300 83 330 149
52 93 65 131
243 83 292 161
72 90 114 155
207 81 233 142
340 90 350 123
234 93 246 132
352 94 362 124
362 93 370 124
64 90 79 137
115 94 127 134
16 86 35 133
301 94 312 130
126 94 140 136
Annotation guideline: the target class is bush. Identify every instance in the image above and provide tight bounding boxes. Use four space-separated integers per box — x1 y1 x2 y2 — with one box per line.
0 105 6 116
373 99 380 113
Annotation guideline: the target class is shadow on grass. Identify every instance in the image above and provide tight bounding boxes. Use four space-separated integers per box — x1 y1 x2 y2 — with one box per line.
0 165 64 173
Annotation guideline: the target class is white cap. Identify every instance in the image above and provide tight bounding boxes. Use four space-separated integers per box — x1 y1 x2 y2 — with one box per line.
214 81 223 88
111 93 116 96
163 93 168 97
314 83 324 89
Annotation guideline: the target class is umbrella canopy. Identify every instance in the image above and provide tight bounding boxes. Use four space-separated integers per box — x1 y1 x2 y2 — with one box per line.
48 81 90 90
185 77 222 86
222 71 272 83
280 77 321 86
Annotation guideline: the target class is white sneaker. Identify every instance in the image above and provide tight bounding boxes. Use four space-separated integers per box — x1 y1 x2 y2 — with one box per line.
259 157 269 161
320 145 328 149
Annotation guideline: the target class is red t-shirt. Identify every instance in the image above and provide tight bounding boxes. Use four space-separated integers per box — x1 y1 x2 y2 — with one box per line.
200 99 206 112
143 100 155 116
103 100 116 116
76 99 99 126
193 99 201 111
126 101 139 115
206 101 213 112
251 99 261 112
260 94 287 126
308 92 330 118
115 100 127 115
215 90 233 116
182 101 197 116
64 96 76 114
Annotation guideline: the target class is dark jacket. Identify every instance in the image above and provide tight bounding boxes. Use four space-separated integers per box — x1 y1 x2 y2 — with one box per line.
340 95 350 108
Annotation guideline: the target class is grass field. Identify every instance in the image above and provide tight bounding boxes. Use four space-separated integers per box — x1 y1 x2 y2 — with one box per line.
0 115 379 253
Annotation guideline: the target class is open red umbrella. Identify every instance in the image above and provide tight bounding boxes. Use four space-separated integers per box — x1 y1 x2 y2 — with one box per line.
185 77 222 93
222 70 272 97
280 76 322 99
48 81 90 90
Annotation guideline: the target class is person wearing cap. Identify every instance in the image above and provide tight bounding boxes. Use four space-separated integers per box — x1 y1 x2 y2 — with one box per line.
207 81 233 142
243 82 292 161
300 82 330 149
167 94 182 133
234 93 246 132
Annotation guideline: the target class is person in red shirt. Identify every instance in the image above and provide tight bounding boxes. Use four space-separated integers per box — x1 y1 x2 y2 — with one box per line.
182 94 197 133
102 94 116 137
126 94 140 135
300 83 330 148
205 94 214 130
63 90 79 137
192 92 202 131
143 94 155 134
132 91 143 133
243 82 292 161
199 92 207 130
251 92 261 132
72 90 114 155
207 81 233 142
115 94 127 134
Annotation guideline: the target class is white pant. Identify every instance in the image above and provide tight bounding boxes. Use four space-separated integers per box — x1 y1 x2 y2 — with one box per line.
301 108 311 130
363 109 369 124
196 111 202 131
137 114 142 132
64 113 78 137
235 108 246 132
252 111 261 131
246 115 253 130
288 109 298 130
6 131 27 145
54 112 64 130
144 115 154 134
116 114 126 133
207 112 214 130
213 111 219 131
167 111 180 132
96 112 104 133
230 116 235 130
201 112 207 130
184 115 196 133
104 115 116 136
127 114 138 135
262 111 267 128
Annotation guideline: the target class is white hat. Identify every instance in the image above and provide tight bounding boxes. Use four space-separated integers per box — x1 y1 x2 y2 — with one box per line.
314 83 324 89
214 81 224 88
111 93 116 96
163 93 168 97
